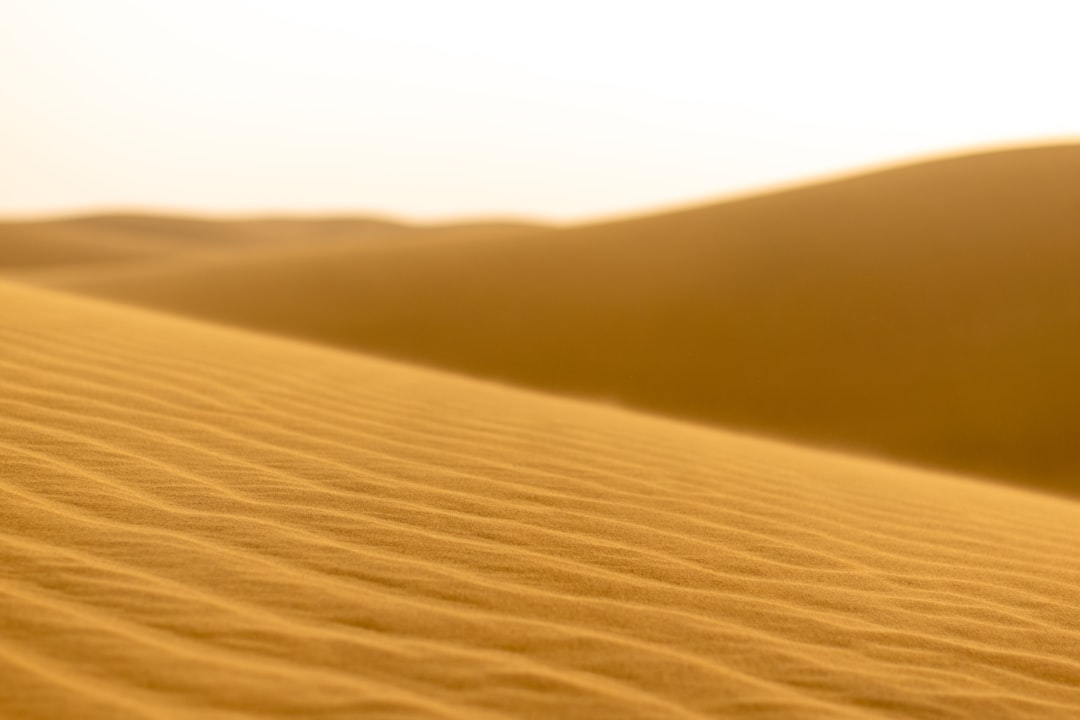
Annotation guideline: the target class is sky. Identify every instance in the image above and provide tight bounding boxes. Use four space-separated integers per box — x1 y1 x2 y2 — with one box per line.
2 0 1079 222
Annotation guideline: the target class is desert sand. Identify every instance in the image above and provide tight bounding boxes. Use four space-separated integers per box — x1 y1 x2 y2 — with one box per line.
0 215 543 280
19 145 1080 495
2 276 1080 719
3 145 1080 718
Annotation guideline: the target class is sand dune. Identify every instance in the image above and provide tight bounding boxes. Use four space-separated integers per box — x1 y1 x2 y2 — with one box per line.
0 214 400 274
0 214 544 277
2 279 1079 718
41 145 1080 495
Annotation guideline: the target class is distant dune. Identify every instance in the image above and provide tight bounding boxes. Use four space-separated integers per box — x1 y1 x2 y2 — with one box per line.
2 279 1079 719
0 214 544 276
0 214 395 274
31 145 1080 495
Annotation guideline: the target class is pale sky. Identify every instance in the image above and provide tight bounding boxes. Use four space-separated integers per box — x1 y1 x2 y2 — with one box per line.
3 0 1079 222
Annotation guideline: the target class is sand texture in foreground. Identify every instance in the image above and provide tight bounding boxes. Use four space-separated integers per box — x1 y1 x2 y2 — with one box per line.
42 145 1080 495
2 280 1079 719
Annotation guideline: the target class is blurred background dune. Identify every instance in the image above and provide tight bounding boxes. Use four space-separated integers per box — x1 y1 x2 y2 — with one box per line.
6 144 1080 496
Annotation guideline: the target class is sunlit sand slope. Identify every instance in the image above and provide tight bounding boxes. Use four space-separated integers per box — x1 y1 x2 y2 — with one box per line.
2 281 1079 719
52 145 1080 494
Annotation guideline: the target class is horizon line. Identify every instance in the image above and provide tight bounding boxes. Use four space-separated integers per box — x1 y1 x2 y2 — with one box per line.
4 136 1078 229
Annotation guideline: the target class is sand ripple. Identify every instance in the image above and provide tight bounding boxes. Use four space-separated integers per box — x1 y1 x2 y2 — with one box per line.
1 281 1079 719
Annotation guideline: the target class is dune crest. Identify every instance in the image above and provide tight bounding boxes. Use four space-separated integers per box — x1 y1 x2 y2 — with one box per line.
2 280 1079 718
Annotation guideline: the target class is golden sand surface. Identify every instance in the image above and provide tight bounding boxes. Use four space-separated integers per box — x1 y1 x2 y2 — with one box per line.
2 280 1079 719
22 145 1080 494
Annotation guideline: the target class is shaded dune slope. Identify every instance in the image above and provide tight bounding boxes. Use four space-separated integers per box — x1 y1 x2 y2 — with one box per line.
51 145 1080 494
2 280 1080 718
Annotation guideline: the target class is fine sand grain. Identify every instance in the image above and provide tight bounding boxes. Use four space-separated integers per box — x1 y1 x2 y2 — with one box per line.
2 280 1079 719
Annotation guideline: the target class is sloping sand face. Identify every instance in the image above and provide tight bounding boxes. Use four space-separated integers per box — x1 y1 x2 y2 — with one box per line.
43 145 1080 495
2 280 1078 719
